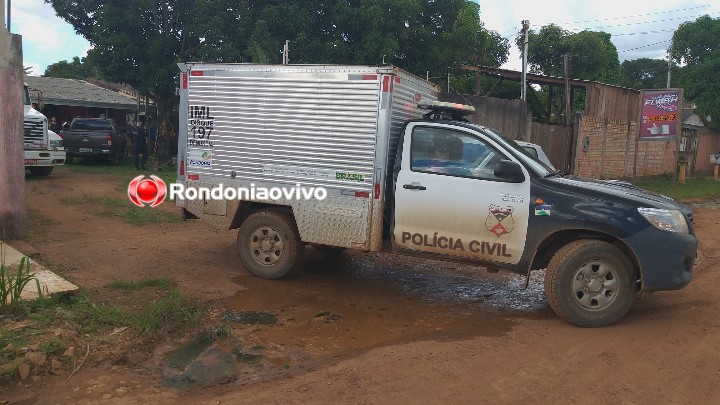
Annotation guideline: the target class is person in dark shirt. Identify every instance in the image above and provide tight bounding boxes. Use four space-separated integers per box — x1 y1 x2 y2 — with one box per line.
49 117 60 133
132 121 149 170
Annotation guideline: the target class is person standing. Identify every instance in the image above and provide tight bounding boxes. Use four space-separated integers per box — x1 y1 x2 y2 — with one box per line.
132 121 149 170
49 116 60 133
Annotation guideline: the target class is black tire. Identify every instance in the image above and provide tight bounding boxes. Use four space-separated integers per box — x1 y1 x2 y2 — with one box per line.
108 148 120 165
65 155 74 164
544 240 636 327
29 166 53 176
311 244 346 255
237 210 304 279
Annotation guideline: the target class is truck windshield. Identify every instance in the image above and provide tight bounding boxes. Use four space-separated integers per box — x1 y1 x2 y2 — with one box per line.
480 127 554 176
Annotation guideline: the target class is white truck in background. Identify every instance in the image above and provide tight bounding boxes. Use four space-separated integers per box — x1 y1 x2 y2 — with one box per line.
176 64 697 327
23 84 65 176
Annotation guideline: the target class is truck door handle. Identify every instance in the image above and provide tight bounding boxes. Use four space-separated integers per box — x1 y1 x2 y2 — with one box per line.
403 184 426 190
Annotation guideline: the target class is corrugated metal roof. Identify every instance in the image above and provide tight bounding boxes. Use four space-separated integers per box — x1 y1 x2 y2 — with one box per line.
24 76 137 109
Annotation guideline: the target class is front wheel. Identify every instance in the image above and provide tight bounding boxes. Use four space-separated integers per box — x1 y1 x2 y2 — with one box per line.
544 240 637 327
237 210 304 279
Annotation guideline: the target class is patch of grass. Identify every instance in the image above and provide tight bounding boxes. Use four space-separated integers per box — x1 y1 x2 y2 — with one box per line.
41 338 62 354
633 176 720 201
50 184 177 226
26 208 59 233
107 277 175 291
131 290 203 336
60 156 175 175
60 194 127 207
118 207 181 226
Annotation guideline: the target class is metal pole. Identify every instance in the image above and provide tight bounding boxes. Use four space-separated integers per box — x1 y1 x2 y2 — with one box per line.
447 68 450 92
521 20 530 101
7 0 11 32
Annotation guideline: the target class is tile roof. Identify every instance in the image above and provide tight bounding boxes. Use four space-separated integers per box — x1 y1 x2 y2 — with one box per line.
24 76 137 110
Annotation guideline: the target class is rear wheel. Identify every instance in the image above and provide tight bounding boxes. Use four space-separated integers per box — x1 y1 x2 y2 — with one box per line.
237 210 304 279
108 148 120 165
29 166 53 176
544 240 636 327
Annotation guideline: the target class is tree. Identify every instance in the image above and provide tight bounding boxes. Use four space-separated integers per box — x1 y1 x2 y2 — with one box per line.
44 56 97 79
518 25 621 83
672 15 720 127
46 0 508 149
619 58 679 90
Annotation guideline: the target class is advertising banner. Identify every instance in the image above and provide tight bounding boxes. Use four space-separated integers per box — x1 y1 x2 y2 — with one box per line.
639 89 681 140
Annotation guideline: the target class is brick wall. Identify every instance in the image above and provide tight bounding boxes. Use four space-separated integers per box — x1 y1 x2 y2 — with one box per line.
695 127 720 174
575 116 676 179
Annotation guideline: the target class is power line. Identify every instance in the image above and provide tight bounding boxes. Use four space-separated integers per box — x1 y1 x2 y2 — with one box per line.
556 4 712 25
619 40 671 53
579 11 720 31
611 29 677 36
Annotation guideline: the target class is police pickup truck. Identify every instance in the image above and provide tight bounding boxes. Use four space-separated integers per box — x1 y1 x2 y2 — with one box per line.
176 64 696 327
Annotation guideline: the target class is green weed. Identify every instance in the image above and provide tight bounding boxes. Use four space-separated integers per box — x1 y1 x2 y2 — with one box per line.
633 176 720 201
0 244 40 316
107 277 175 291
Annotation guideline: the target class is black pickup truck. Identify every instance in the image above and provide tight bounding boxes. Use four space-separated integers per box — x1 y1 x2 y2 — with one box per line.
60 118 126 164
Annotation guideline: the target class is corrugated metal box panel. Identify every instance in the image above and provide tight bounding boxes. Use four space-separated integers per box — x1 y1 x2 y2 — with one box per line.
186 66 386 192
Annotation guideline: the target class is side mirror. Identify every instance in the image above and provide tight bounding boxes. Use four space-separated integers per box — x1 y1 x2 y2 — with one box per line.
494 160 525 183
62 123 70 130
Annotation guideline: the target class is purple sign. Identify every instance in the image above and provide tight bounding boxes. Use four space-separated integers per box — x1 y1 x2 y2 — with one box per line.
639 90 680 140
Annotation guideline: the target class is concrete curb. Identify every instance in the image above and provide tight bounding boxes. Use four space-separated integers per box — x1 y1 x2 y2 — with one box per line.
1 241 78 301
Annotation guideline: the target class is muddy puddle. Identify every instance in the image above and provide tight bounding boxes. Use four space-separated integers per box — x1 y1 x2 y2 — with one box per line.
220 248 550 362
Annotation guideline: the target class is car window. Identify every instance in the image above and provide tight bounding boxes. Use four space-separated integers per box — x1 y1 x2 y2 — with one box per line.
523 146 539 158
71 119 114 131
410 126 507 181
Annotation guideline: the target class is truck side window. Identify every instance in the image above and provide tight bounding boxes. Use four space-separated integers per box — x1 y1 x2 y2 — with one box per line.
410 127 507 181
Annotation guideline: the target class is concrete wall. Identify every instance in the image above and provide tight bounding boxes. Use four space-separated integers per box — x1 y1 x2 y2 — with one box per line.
0 26 26 239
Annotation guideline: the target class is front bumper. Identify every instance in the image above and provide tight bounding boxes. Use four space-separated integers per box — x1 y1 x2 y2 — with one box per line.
623 227 697 291
68 147 112 156
25 150 66 166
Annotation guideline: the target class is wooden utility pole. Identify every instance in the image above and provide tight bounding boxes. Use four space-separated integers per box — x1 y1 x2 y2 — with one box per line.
0 3 27 240
520 20 530 101
564 54 571 126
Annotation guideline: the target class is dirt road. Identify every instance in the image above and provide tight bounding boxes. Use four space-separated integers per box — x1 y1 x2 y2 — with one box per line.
4 167 720 404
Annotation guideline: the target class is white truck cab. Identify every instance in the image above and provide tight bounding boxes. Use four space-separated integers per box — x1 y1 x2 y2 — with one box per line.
23 84 65 176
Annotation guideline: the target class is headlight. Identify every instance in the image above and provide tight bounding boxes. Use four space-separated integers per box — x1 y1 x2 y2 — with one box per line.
49 139 63 148
638 208 689 234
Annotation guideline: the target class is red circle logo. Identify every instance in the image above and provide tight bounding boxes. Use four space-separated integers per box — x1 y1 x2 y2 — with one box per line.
128 175 167 207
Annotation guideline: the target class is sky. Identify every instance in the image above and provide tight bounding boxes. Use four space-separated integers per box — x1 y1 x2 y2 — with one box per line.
8 0 720 76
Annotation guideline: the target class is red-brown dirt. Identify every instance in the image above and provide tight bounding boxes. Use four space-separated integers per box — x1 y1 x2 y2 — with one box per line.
3 166 719 404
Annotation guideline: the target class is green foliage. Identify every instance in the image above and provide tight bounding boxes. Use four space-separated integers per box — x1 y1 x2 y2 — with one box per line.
620 58 679 90
44 56 97 79
672 15 720 128
518 24 621 83
633 176 720 201
0 248 39 316
46 0 509 99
